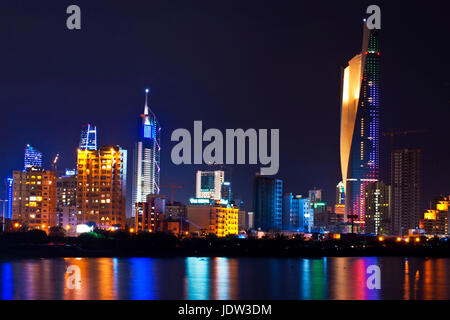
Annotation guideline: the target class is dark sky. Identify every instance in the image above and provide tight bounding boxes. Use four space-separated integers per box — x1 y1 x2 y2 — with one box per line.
1 0 449 216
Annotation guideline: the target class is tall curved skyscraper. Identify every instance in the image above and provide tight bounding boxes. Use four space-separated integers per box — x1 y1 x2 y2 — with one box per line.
131 89 161 217
340 22 380 232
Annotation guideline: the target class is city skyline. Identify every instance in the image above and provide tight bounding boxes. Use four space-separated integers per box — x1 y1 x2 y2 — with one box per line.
1 1 449 215
1 1 450 306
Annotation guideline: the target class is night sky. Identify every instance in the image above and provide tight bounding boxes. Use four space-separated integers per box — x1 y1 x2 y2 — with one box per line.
1 0 449 216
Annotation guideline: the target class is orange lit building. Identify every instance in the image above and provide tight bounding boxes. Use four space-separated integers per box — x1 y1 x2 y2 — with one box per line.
76 145 127 228
420 196 450 236
186 200 238 237
12 167 57 232
209 205 239 237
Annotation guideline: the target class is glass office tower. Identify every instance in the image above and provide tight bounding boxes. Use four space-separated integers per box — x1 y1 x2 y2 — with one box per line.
131 89 161 217
253 175 283 231
79 124 97 151
24 144 42 169
340 22 380 232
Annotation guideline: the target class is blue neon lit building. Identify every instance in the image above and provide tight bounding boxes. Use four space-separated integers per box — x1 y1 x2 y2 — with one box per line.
24 144 42 169
5 178 13 220
132 89 161 217
340 22 380 232
253 175 283 231
79 124 97 150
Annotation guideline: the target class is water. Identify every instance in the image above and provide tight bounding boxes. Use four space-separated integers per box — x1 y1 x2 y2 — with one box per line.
0 257 449 300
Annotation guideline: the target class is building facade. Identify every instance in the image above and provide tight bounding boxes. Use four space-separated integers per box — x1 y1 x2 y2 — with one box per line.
420 196 449 236
24 144 42 169
340 22 380 232
12 168 57 232
135 194 166 233
5 178 13 220
186 201 238 237
253 176 283 231
132 90 161 217
221 181 232 203
56 206 77 236
364 181 391 235
195 170 225 200
76 145 127 228
56 172 77 207
283 193 304 231
209 205 239 237
300 198 314 232
391 149 420 235
79 124 97 151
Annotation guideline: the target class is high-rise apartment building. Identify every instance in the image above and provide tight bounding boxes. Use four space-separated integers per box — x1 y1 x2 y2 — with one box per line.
76 145 127 228
195 170 225 200
364 181 390 235
24 144 42 169
340 22 380 232
391 149 420 235
132 90 161 217
79 124 97 151
253 175 283 231
12 167 57 232
56 172 77 207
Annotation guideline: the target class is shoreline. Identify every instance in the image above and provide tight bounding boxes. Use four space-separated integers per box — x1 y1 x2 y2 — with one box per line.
2 231 450 259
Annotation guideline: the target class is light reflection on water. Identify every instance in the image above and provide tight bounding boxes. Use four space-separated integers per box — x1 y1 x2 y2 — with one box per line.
0 257 449 300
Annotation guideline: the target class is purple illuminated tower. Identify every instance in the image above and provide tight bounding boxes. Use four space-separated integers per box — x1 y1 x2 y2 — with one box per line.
340 22 380 232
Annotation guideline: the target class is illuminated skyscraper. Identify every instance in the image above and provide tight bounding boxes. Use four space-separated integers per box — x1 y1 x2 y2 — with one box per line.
76 145 127 228
253 175 283 231
24 144 42 169
132 89 161 217
79 124 97 151
5 178 13 220
340 22 380 231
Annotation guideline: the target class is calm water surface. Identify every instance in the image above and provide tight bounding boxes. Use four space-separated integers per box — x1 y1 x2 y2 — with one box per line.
1 257 450 300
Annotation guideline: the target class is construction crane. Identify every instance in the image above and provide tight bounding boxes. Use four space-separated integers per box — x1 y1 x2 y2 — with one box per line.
160 183 183 205
382 129 426 150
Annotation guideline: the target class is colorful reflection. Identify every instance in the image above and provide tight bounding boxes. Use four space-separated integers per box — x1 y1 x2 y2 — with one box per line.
0 257 448 299
213 257 229 299
299 258 327 299
185 257 210 300
1 263 13 300
128 258 155 300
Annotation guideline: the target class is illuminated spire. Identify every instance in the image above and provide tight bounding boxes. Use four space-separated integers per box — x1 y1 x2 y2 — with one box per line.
144 89 149 115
